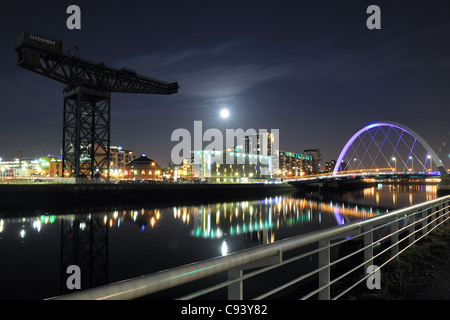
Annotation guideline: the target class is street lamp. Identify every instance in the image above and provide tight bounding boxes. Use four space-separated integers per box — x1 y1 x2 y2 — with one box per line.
427 154 432 172
409 156 413 172
392 157 396 172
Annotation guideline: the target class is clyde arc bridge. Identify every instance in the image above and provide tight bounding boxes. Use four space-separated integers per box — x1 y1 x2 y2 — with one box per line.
289 121 450 190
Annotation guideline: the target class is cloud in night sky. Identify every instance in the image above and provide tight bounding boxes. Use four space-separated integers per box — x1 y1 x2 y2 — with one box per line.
117 42 296 101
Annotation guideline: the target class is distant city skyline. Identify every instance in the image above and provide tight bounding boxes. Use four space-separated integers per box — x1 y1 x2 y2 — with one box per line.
1 1 450 169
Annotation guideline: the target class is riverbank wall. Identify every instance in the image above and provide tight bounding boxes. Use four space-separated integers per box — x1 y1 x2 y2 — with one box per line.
0 182 297 210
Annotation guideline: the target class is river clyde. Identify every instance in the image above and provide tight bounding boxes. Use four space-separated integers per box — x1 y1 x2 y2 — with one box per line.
0 183 440 299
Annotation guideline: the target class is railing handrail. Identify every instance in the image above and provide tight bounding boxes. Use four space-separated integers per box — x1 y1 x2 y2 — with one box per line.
49 194 450 300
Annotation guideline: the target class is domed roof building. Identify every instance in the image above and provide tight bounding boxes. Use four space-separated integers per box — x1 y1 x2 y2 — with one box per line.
125 154 161 180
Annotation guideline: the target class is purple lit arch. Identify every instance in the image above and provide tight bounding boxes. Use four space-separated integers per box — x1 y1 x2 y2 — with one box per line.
332 121 446 176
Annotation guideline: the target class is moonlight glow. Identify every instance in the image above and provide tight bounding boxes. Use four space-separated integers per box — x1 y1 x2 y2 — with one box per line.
220 109 229 119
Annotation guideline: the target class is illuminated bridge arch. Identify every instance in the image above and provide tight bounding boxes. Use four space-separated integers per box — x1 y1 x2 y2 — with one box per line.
332 121 447 177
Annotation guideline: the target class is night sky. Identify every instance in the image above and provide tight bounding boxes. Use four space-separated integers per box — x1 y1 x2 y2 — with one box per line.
1 0 450 168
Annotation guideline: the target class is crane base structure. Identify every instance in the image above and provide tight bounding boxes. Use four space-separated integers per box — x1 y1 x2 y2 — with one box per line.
63 87 111 179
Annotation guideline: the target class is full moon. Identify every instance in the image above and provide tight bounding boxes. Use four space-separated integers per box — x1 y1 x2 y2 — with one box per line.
220 108 230 119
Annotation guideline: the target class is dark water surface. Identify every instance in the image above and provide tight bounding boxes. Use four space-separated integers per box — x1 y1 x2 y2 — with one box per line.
0 183 438 299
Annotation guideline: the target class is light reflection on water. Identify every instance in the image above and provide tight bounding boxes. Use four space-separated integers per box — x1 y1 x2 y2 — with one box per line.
182 195 381 243
0 184 438 299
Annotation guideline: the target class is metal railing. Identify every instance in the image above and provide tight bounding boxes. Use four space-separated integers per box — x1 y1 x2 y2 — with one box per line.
50 194 450 300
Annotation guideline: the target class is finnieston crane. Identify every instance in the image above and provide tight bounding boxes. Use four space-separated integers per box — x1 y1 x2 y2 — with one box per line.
15 30 179 179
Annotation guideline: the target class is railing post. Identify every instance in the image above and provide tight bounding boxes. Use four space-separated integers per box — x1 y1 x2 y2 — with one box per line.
435 204 441 225
438 203 444 225
421 208 429 236
431 205 437 230
228 268 243 300
390 216 399 260
318 239 330 300
364 225 373 270
408 210 416 248
446 200 450 224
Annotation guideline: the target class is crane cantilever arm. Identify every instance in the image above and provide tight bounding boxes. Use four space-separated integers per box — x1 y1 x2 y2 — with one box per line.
15 31 179 95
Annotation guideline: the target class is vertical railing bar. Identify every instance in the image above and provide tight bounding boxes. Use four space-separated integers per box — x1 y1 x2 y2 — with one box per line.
227 268 243 300
438 204 443 224
318 239 331 300
422 207 430 235
363 225 374 271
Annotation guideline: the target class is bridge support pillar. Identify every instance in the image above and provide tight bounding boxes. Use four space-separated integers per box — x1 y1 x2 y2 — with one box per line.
437 167 450 191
